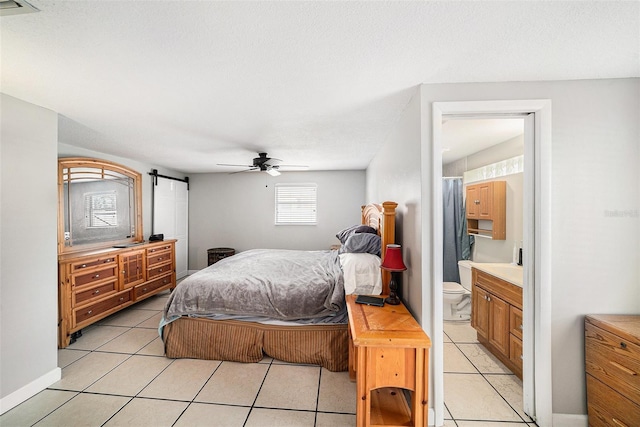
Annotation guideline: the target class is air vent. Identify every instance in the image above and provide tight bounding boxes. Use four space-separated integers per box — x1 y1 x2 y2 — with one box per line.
0 0 39 16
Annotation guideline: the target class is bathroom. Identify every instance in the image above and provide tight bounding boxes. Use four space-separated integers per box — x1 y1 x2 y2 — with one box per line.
441 117 531 423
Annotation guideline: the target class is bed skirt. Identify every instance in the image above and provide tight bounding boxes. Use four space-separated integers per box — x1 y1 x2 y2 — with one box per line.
162 317 349 372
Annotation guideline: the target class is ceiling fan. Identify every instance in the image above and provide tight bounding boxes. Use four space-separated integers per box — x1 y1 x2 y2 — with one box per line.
217 152 308 176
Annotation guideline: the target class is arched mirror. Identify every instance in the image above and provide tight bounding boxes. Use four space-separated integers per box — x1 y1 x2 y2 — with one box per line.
58 158 143 254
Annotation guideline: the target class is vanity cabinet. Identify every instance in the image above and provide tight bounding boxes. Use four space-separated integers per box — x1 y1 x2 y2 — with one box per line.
471 268 523 378
58 240 176 348
585 315 640 427
466 181 506 240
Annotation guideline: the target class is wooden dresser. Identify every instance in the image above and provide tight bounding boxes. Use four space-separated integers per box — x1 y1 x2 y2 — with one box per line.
585 314 640 427
346 295 431 427
58 240 176 348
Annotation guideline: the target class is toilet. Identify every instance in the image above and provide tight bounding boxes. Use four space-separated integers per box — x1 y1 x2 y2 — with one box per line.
443 260 473 321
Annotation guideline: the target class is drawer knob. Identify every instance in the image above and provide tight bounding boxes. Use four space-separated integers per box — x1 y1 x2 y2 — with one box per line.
519 324 523 330
87 310 92 315
142 288 147 292
93 290 100 295
119 297 124 301
621 342 628 349
159 268 163 272
81 264 87 268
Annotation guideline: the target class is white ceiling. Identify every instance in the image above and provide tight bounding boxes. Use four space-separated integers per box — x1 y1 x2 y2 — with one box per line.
1 1 638 173
442 118 524 164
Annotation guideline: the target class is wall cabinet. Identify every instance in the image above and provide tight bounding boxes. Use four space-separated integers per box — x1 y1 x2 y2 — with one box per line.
466 181 506 240
58 240 176 348
471 268 523 378
585 315 640 427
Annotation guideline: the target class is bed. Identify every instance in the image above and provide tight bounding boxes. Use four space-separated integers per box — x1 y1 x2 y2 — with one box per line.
161 201 397 372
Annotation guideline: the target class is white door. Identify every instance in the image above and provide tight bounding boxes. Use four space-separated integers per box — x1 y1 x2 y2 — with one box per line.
154 179 189 279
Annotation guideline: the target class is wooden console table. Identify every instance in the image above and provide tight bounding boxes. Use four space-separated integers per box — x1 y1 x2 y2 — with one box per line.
346 294 432 427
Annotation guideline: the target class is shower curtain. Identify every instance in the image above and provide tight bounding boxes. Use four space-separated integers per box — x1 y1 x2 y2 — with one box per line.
443 178 473 283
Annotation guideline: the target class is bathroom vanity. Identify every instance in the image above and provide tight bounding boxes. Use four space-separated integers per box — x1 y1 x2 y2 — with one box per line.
470 263 523 379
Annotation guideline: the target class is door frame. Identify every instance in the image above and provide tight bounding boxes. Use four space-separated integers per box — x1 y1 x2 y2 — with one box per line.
430 100 552 426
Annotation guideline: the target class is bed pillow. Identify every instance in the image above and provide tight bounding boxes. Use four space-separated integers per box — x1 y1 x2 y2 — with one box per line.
336 224 378 244
336 225 360 244
353 225 377 235
339 233 381 257
339 253 382 295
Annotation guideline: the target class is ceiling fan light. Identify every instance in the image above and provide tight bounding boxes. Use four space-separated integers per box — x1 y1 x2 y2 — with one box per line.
266 168 281 177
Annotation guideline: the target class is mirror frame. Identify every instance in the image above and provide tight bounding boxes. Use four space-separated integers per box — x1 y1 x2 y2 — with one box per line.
57 157 143 255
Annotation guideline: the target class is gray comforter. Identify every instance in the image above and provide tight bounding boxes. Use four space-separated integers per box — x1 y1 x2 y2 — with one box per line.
164 249 345 322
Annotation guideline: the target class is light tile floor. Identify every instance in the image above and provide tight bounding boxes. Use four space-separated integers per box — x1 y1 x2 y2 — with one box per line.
1 290 357 427
1 291 538 427
443 321 538 427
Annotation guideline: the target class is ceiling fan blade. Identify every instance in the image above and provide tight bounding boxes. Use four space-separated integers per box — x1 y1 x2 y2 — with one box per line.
229 167 258 174
277 164 309 169
217 163 253 167
264 158 283 165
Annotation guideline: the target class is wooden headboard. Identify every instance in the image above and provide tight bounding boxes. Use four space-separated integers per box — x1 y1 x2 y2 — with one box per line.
361 201 398 295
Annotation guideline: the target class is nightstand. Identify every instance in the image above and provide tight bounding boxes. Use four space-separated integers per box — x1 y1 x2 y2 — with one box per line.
346 294 431 427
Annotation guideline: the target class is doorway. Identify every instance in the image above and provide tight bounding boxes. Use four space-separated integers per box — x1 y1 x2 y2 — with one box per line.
441 117 526 423
430 100 552 427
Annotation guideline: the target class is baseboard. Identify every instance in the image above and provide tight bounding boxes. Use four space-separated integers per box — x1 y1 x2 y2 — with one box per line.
0 368 61 415
552 413 588 427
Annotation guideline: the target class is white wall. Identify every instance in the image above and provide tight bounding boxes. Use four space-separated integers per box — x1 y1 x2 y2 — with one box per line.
0 94 60 412
366 90 423 320
409 78 639 419
58 143 186 241
189 170 366 269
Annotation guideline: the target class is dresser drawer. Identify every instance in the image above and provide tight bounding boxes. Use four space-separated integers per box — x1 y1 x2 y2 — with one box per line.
135 274 173 299
73 265 118 288
74 291 131 325
73 281 117 306
147 263 172 280
147 252 172 267
509 334 523 371
586 323 640 402
510 306 523 339
147 243 173 254
71 256 117 272
587 374 640 427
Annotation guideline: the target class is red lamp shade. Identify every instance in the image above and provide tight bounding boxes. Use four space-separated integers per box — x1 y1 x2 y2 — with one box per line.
381 244 407 271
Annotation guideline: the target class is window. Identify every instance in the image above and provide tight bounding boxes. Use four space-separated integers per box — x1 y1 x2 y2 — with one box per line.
85 191 117 228
275 183 317 225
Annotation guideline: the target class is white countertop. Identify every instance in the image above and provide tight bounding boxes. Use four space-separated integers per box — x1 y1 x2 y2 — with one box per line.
471 263 523 288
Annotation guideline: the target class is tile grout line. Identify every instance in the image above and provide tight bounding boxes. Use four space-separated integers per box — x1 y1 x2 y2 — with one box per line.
445 325 534 425
242 356 274 426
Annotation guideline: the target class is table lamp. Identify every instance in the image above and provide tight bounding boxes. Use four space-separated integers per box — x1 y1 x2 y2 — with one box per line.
381 244 406 305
